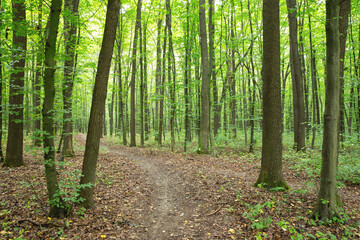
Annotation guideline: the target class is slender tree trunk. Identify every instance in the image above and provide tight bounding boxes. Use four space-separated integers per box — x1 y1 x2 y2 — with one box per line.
315 0 341 220
42 0 68 218
130 0 142 147
254 0 288 190
79 0 120 208
155 18 162 141
248 0 256 153
117 17 127 145
166 0 176 152
33 0 43 146
139 23 144 147
0 0 3 162
143 22 150 141
338 0 351 143
61 0 79 160
198 0 210 154
308 2 321 148
184 0 191 151
286 0 306 151
158 20 167 146
109 66 116 136
5 0 27 167
209 0 220 136
230 0 237 138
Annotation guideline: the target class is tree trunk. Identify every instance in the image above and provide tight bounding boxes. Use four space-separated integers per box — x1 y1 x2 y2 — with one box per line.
338 0 351 143
0 0 3 162
109 66 116 136
254 0 288 190
184 0 191 151
248 0 256 153
198 0 210 154
33 1 43 147
155 18 162 142
139 23 144 147
42 0 69 218
209 0 220 136
166 0 176 152
286 0 306 151
143 22 150 141
61 0 79 160
5 0 27 167
315 0 341 220
130 0 142 147
117 17 127 145
79 0 120 208
307 2 321 148
158 21 167 146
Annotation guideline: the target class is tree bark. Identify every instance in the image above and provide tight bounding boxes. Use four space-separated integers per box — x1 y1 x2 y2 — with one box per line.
198 0 210 154
0 0 3 162
33 0 43 147
338 0 351 143
61 0 79 160
184 0 192 151
130 0 142 147
42 0 68 218
209 0 220 136
155 18 162 142
286 0 306 151
79 0 120 208
315 0 341 220
5 0 27 167
254 0 288 190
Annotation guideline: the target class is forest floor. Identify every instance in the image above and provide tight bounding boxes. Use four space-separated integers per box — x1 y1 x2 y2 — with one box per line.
1 134 360 239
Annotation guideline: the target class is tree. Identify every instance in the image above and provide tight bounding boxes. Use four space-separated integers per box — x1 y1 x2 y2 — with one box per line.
4 0 27 167
198 0 210 154
79 0 120 208
254 0 288 190
129 0 142 147
61 0 80 159
0 0 4 162
42 0 68 218
33 0 43 147
338 0 351 143
314 0 341 220
209 0 220 136
286 0 306 151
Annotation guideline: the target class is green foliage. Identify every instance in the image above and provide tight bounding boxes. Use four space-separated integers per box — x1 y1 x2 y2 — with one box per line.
48 163 93 214
242 201 274 230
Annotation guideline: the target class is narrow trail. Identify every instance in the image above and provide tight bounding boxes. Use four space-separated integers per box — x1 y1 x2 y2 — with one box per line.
79 135 198 239
113 149 192 239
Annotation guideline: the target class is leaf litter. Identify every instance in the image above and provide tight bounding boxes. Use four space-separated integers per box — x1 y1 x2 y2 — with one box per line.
0 134 359 239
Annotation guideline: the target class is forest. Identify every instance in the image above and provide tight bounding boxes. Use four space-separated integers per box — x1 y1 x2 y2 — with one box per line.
0 0 360 239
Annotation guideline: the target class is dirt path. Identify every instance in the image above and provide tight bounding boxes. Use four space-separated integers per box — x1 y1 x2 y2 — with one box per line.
111 148 195 239
81 135 200 239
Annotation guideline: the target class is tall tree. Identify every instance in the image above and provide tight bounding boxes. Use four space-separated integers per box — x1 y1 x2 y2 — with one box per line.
42 0 68 217
61 0 80 159
338 0 351 143
166 0 176 152
198 0 210 154
254 0 288 190
184 0 192 151
79 0 120 208
129 0 142 147
33 0 43 147
0 0 3 162
5 0 27 167
315 0 341 220
286 0 306 151
155 17 162 143
209 0 220 136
